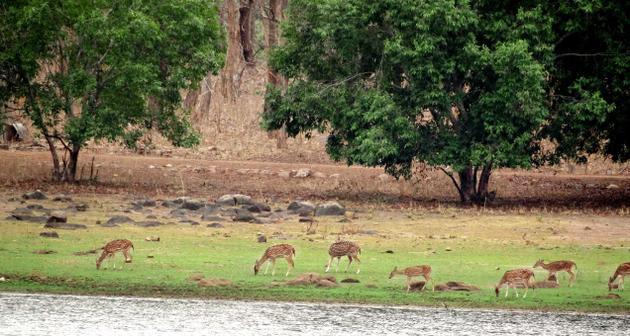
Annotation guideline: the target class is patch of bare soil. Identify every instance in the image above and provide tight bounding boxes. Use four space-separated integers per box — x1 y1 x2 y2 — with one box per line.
0 151 628 212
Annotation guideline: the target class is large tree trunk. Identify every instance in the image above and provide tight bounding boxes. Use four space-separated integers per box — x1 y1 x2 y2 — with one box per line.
63 143 81 182
240 0 256 64
220 0 243 102
264 0 288 148
44 135 63 181
442 164 494 204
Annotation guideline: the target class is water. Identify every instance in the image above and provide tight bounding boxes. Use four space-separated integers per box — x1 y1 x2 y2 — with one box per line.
0 293 628 336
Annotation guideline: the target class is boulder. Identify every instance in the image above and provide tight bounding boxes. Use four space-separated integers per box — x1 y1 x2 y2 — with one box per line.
39 231 59 238
340 278 360 283
179 200 205 211
145 236 160 242
170 208 190 218
314 201 345 216
43 222 87 230
244 202 271 213
286 273 338 288
179 219 200 226
294 168 312 178
67 203 88 212
216 194 254 206
52 194 72 202
257 234 267 243
103 215 134 227
288 201 316 215
46 213 67 224
22 191 47 200
134 220 161 227
132 198 156 207
201 214 224 222
232 208 257 223
26 204 46 211
207 223 224 228
433 281 480 292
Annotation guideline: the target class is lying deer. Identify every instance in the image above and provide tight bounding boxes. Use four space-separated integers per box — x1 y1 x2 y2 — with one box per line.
608 262 630 291
96 239 134 270
325 240 361 274
533 259 577 287
389 265 433 292
254 244 296 277
495 268 535 298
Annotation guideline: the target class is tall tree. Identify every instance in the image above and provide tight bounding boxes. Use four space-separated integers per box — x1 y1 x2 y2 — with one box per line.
1 0 225 181
263 0 551 203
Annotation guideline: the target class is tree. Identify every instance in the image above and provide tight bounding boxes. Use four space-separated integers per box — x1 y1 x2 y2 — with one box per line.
0 0 225 181
263 0 551 203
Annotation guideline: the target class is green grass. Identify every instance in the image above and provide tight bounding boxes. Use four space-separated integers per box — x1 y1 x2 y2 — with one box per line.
0 205 629 313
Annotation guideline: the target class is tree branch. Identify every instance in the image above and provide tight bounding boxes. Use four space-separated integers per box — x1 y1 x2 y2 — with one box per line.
555 52 626 60
438 166 462 196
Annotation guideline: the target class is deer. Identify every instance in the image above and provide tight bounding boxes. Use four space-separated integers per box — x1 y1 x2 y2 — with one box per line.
325 240 361 274
96 239 134 270
495 268 535 298
608 262 630 291
389 265 433 292
533 259 577 287
253 244 296 277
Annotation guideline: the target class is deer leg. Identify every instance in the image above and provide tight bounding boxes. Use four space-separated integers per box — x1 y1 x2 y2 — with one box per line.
505 284 509 298
325 256 333 273
523 285 529 298
425 275 433 292
513 285 519 298
552 272 559 285
123 248 132 263
345 256 353 273
264 260 270 275
621 276 625 290
271 259 277 276
286 256 294 277
567 270 575 287
406 277 411 292
96 251 108 270
353 255 361 274
335 257 341 272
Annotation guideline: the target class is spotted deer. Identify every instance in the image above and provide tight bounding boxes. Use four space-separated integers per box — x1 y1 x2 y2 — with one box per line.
608 262 630 291
325 240 361 274
254 244 296 276
96 239 134 270
389 265 433 292
533 259 577 286
495 269 535 298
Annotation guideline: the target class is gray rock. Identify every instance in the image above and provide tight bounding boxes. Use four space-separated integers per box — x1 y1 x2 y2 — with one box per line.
22 191 47 200
43 222 87 230
68 203 88 212
161 200 179 208
201 214 224 222
132 198 156 207
257 234 267 243
134 221 162 227
232 208 256 223
39 231 59 238
170 208 190 218
315 201 345 216
216 194 254 206
8 208 48 223
288 201 315 215
199 204 221 215
207 222 224 228
46 213 67 224
105 215 134 227
26 204 46 210
179 219 200 225
180 200 205 211
52 194 72 202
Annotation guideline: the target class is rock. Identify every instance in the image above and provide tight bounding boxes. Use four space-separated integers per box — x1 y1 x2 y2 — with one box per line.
44 222 87 230
68 203 88 212
201 214 224 222
199 204 221 215
216 194 254 206
232 208 257 223
314 201 345 216
257 234 267 243
340 278 360 283
52 194 72 202
179 200 205 211
197 278 233 287
161 200 179 208
445 247 452 252
584 226 592 231
288 201 316 215
46 213 67 224
145 236 160 242
245 202 271 213
294 168 312 178
33 249 56 254
132 198 156 207
207 223 224 228
8 210 48 223
606 184 620 189
170 208 190 218
179 219 200 226
26 204 46 210
39 231 59 238
384 250 394 254
134 221 161 227
104 215 134 227
23 190 47 200
299 216 314 223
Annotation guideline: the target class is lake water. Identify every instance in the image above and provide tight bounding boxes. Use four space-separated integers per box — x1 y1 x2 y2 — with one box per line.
0 293 628 335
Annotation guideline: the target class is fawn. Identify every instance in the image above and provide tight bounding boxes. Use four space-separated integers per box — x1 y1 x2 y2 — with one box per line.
254 244 296 276
533 259 577 287
96 239 134 270
389 265 433 292
325 240 361 274
495 268 535 298
608 262 630 291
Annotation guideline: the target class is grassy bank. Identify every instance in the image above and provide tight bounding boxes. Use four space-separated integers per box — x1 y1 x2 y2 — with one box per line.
0 198 628 314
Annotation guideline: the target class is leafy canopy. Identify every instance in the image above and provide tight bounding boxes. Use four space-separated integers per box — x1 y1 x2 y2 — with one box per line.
263 0 550 179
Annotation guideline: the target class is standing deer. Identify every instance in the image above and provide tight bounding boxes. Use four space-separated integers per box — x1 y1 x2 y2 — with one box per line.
608 262 630 291
254 244 296 276
533 259 577 286
495 269 535 298
325 240 361 274
389 265 433 292
96 239 134 270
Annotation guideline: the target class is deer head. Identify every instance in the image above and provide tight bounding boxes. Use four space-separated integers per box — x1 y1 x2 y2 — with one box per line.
533 259 544 268
388 267 398 279
608 276 615 291
254 260 261 275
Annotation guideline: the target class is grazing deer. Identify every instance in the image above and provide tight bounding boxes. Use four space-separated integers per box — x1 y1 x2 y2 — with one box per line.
389 265 433 292
533 259 577 287
96 239 134 270
608 262 630 291
254 244 296 276
325 240 361 274
495 269 535 298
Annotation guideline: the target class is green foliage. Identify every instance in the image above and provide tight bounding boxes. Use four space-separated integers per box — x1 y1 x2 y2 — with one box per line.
1 0 224 170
